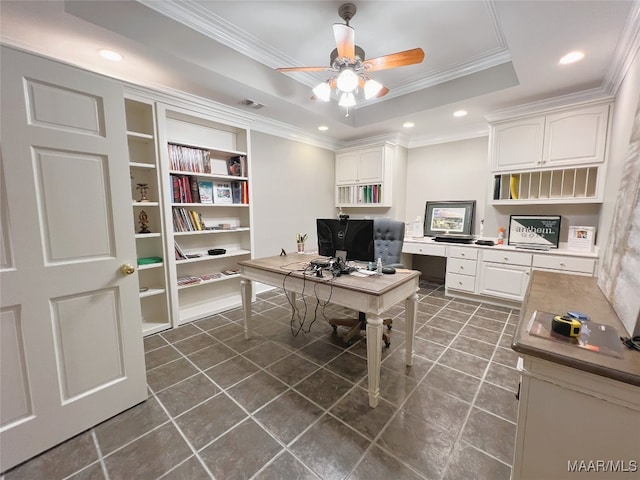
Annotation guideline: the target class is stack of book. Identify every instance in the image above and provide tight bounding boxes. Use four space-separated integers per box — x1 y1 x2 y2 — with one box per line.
173 208 205 231
168 144 211 173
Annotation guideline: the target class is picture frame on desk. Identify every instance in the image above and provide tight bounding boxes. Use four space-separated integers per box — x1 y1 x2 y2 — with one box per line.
508 215 561 249
424 200 475 236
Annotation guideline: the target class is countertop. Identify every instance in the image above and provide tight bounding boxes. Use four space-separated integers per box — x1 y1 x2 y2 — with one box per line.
511 269 640 387
403 236 599 258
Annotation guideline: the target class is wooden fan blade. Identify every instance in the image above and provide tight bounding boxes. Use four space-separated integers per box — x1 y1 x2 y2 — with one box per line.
276 66 330 72
333 24 355 62
363 48 425 72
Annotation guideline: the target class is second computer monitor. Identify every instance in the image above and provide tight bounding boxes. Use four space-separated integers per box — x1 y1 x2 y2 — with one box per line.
316 218 374 262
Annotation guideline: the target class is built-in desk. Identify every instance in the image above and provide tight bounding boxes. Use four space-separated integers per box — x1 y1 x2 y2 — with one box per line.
510 270 640 479
403 237 599 307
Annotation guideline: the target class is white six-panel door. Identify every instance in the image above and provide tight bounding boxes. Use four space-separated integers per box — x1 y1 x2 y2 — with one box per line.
0 47 147 472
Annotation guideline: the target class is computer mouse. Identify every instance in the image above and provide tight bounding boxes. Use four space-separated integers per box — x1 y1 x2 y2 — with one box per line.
382 267 396 274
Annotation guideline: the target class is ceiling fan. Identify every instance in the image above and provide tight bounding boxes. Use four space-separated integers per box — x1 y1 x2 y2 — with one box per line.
276 3 425 114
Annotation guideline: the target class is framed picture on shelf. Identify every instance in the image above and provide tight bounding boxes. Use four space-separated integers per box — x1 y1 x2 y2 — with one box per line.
213 182 233 204
198 180 213 204
424 200 475 236
508 215 561 248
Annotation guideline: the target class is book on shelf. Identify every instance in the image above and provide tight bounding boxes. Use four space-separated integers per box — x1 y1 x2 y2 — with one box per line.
213 182 233 204
174 241 187 260
231 181 242 204
168 143 211 173
189 176 200 203
198 180 213 204
170 174 193 203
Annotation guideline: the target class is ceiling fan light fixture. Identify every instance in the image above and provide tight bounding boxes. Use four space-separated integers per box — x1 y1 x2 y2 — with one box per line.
364 78 383 99
338 92 356 107
312 82 332 102
336 68 359 93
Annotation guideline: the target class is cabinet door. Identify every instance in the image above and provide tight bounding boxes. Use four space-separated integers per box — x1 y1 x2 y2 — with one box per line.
357 147 384 183
543 104 609 167
336 152 359 184
492 117 545 171
478 262 530 301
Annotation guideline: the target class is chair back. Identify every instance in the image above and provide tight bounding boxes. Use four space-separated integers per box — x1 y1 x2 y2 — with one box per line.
373 218 405 267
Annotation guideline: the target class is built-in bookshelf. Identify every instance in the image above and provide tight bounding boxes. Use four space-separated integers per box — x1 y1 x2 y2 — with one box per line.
124 96 172 336
157 104 253 325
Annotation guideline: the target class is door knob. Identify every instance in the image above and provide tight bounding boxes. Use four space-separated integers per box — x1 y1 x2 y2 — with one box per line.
120 264 135 275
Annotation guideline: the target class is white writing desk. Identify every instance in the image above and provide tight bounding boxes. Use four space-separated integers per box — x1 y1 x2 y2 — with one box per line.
238 254 420 408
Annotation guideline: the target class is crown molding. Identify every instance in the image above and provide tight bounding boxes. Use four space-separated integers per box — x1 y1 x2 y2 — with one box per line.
602 0 640 95
139 0 511 105
484 88 615 122
407 124 489 149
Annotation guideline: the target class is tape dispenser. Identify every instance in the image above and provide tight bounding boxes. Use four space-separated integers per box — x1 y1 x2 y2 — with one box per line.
551 315 582 337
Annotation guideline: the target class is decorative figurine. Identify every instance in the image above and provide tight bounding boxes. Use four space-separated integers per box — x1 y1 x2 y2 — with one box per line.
136 183 150 202
138 210 151 234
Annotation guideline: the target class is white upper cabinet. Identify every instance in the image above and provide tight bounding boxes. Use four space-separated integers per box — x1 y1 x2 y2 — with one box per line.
491 101 611 172
336 147 384 184
335 143 394 207
491 117 545 171
543 103 610 167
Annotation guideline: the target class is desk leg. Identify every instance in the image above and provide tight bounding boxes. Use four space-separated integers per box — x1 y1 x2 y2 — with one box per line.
405 292 418 367
366 315 383 408
241 278 253 339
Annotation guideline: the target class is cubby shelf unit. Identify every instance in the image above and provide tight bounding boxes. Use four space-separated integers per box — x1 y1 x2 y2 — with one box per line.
492 166 601 204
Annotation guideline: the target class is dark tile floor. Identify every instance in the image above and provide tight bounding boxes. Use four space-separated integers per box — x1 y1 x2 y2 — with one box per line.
3 281 521 480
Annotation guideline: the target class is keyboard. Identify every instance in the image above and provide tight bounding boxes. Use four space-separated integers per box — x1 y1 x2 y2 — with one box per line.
433 235 475 244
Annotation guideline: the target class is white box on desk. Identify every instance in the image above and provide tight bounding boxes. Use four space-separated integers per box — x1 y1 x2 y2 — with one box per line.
568 226 596 252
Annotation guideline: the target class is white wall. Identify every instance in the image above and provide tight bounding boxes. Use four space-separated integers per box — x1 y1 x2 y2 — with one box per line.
250 131 335 258
405 137 489 232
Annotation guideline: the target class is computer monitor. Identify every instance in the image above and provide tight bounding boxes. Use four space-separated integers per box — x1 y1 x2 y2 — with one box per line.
316 218 374 262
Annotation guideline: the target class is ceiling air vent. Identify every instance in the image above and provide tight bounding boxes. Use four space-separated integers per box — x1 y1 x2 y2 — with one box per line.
240 99 265 109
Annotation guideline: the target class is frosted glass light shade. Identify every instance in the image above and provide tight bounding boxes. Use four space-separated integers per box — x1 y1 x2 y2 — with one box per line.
336 68 359 93
312 82 332 101
338 92 356 107
364 78 383 99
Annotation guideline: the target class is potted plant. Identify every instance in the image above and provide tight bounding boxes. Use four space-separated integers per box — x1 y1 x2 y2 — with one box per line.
296 233 307 253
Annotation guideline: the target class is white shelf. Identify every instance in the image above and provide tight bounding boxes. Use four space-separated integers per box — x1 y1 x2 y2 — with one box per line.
139 287 166 298
169 169 248 182
177 273 239 290
135 232 162 239
129 162 156 170
174 227 250 236
171 202 248 208
138 262 164 270
176 249 250 264
133 201 160 207
127 131 154 141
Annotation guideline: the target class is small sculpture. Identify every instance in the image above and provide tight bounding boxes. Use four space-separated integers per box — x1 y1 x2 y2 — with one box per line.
136 183 150 202
138 210 151 234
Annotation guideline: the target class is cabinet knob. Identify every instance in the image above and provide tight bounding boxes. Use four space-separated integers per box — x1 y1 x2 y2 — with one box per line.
120 264 136 275
560 262 566 267
504 257 509 261
459 266 464 270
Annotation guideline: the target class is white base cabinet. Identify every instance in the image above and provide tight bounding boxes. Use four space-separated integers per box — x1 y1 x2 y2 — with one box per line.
512 356 639 480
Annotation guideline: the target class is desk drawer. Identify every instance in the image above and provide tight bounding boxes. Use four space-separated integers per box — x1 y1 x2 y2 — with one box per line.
482 249 532 266
446 272 475 292
532 255 595 275
448 246 478 260
403 242 447 257
447 257 477 276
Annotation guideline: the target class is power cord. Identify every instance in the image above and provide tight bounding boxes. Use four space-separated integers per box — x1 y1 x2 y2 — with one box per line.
620 336 640 351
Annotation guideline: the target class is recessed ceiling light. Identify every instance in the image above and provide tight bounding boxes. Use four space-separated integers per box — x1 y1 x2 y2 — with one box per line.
403 122 415 128
318 125 329 131
559 51 585 65
453 110 468 117
99 49 123 62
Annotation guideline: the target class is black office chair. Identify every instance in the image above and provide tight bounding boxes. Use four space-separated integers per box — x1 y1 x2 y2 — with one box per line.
328 217 406 347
